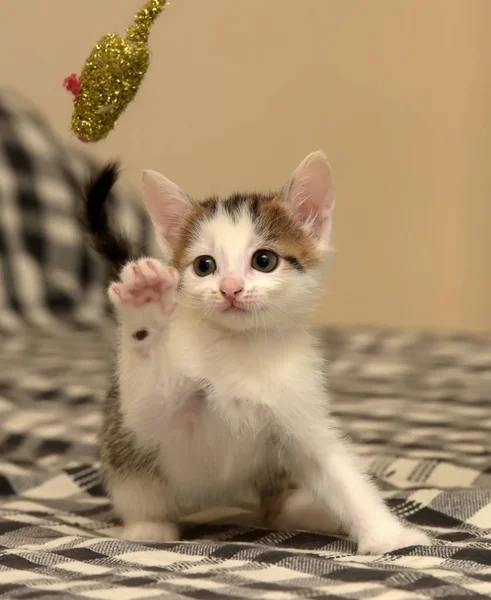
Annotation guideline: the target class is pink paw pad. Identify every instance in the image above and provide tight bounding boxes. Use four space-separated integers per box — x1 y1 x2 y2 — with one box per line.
109 258 178 309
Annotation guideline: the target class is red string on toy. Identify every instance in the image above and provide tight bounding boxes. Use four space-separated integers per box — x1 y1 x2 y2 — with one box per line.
62 74 87 142
63 73 81 97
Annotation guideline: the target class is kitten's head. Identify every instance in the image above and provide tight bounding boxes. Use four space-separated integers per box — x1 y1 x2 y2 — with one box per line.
141 151 334 332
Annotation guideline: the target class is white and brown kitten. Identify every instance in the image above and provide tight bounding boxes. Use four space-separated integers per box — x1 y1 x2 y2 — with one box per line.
84 151 430 554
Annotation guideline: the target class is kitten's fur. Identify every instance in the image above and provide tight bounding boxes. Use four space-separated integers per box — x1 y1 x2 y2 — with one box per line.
84 151 430 554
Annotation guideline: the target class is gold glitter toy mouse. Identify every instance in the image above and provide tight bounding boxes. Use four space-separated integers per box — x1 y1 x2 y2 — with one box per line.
63 0 170 143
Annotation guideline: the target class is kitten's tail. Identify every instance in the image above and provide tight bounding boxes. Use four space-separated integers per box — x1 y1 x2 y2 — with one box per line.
81 163 136 279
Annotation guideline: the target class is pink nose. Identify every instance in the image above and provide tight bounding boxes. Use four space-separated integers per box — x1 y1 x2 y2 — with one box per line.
220 276 244 302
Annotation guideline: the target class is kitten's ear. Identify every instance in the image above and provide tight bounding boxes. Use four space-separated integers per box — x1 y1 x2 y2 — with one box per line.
283 150 334 239
141 170 191 251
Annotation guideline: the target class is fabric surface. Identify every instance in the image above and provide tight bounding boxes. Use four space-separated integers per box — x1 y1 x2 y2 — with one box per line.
0 326 490 599
0 88 151 331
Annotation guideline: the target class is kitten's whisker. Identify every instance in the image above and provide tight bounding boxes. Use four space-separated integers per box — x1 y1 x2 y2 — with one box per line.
260 309 268 346
195 305 214 325
265 308 284 341
274 305 309 335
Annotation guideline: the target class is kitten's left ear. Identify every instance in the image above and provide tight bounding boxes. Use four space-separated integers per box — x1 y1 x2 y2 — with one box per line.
283 150 335 239
141 170 191 253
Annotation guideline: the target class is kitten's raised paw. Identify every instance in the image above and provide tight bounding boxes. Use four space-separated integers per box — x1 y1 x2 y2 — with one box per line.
122 521 180 542
357 526 431 556
109 258 178 311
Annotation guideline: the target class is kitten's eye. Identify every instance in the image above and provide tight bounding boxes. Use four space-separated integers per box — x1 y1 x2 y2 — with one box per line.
193 255 217 277
251 249 279 273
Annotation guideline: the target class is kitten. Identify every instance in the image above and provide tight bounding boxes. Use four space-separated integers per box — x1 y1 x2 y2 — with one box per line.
84 151 430 554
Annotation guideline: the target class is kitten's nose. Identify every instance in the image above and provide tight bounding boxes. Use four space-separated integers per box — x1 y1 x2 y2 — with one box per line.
220 277 244 302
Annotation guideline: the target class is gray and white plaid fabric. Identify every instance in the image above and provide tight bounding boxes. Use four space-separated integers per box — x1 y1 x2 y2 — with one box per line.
0 327 490 599
0 88 151 331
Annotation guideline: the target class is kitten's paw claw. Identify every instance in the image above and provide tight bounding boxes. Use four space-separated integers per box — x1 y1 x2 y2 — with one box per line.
357 526 431 555
121 521 180 542
109 258 178 311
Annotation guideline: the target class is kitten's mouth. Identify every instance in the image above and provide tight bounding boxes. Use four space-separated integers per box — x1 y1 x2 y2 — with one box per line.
222 304 248 315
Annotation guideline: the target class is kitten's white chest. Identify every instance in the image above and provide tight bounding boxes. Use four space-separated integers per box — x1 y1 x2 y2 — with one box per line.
170 317 305 407
121 333 272 511
119 318 313 515
159 394 271 512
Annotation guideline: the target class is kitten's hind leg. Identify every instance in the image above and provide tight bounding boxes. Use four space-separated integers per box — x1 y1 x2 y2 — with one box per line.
109 475 180 543
261 485 343 535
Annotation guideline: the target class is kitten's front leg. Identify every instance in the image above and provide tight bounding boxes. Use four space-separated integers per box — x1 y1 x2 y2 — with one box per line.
105 257 180 541
271 397 431 555
108 258 179 362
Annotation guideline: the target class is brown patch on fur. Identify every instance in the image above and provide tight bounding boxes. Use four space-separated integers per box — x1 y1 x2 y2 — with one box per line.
257 471 297 528
172 197 218 268
99 376 163 484
254 195 322 270
172 192 323 271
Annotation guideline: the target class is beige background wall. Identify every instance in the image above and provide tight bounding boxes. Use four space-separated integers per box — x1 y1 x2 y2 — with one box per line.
1 0 490 332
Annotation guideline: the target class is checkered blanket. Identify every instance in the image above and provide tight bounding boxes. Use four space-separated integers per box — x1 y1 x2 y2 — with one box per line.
1 326 490 599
